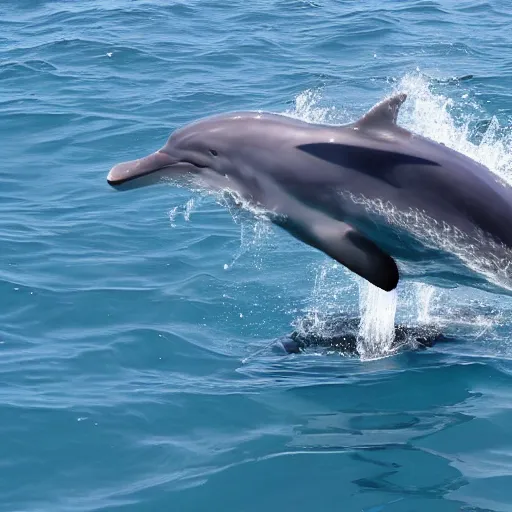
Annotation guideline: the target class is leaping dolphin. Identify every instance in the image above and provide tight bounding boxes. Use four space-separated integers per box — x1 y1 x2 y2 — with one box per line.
107 94 512 294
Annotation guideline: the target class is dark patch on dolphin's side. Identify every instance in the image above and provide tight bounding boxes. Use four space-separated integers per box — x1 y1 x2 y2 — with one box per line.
297 143 440 175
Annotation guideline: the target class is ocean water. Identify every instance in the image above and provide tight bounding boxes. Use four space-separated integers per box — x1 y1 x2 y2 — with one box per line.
2 1 512 510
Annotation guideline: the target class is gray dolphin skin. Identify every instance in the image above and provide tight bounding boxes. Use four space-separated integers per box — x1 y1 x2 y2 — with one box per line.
107 94 512 293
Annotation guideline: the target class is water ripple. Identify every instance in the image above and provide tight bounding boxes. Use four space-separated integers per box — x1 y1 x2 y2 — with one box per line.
2 0 512 510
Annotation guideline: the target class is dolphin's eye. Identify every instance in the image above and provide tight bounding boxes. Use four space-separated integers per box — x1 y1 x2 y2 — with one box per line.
209 149 218 156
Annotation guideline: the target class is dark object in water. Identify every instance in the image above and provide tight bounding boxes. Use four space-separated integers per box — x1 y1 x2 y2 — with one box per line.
280 315 449 355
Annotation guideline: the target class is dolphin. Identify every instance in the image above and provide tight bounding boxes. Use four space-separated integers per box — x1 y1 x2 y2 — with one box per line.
107 93 512 293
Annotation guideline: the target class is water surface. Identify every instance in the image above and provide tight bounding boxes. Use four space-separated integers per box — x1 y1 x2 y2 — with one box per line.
2 1 512 510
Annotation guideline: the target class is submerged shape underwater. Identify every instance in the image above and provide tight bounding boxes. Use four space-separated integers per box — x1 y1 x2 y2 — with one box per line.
2 1 512 511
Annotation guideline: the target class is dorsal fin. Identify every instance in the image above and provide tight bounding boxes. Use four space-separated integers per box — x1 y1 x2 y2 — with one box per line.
355 93 407 129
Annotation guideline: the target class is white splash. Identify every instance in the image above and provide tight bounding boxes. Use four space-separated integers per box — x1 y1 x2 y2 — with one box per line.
168 198 196 227
168 206 179 227
212 189 275 270
415 283 436 324
183 198 195 221
395 73 512 183
293 260 355 339
357 281 398 360
223 215 274 270
285 89 340 124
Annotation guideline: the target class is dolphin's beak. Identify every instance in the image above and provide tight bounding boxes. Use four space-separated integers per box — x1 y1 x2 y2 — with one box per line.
107 151 176 188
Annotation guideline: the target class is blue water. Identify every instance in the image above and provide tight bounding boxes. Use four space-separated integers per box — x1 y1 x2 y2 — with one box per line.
3 1 512 510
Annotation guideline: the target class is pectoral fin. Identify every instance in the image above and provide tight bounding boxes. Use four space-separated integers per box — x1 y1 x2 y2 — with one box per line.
273 201 399 291
335 228 399 291
253 176 399 291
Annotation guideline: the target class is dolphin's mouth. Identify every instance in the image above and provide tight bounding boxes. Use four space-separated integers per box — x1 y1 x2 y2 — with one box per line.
107 151 201 189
